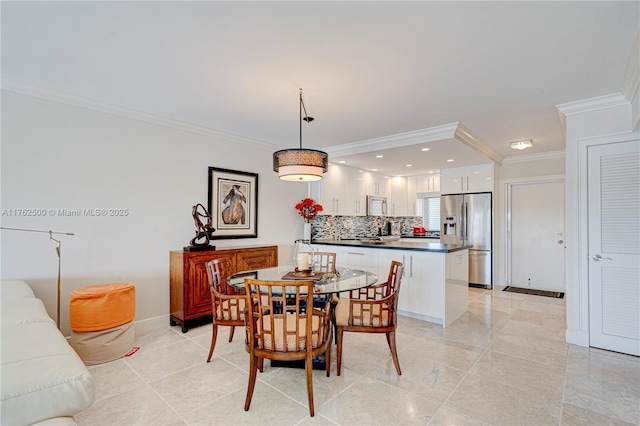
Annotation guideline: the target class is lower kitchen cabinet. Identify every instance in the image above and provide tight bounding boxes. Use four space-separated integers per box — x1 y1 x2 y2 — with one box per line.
377 248 468 326
169 245 277 332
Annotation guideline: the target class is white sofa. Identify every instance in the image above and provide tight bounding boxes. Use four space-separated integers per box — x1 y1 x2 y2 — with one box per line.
1 280 95 425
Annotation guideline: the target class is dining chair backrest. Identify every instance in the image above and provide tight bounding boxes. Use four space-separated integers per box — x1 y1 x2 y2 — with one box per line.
243 279 332 416
384 260 403 298
301 251 336 274
204 258 245 363
206 257 235 295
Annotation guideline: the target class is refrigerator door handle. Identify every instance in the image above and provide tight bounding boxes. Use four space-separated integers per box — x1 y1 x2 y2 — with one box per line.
460 202 465 242
464 202 469 244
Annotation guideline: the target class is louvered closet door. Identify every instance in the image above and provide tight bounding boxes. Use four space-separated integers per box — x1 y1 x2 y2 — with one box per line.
588 138 640 356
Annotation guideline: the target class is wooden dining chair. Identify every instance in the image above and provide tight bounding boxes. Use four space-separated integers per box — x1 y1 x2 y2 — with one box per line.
205 258 246 362
243 279 332 417
334 260 404 376
309 251 336 274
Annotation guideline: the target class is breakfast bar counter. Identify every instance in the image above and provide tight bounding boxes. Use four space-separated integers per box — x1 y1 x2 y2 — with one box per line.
310 238 469 327
312 238 467 253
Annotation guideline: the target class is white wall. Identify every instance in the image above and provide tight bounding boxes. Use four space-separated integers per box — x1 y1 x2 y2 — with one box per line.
1 90 307 335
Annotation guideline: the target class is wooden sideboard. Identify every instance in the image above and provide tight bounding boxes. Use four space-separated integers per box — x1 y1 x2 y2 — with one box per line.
169 245 278 332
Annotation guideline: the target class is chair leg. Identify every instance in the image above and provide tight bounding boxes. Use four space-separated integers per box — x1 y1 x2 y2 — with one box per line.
331 302 338 344
206 324 219 362
244 354 259 411
336 327 344 376
387 331 402 375
228 326 235 342
325 330 332 377
305 352 315 417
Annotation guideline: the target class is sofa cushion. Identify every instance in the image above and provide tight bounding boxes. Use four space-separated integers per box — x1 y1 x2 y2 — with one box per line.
1 280 95 425
1 321 95 425
1 297 56 326
1 280 36 298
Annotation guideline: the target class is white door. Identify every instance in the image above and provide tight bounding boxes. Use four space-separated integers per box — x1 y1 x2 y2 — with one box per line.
588 138 640 356
508 179 565 291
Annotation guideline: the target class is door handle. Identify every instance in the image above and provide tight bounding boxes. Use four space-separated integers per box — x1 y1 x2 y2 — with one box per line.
592 254 612 261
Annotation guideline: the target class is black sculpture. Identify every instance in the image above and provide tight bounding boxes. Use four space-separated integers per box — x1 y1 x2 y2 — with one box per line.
189 203 216 249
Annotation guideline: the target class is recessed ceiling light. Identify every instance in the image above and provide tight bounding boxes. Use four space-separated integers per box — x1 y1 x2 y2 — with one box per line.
376 155 383 158
447 159 454 162
406 164 412 167
510 139 533 150
339 160 346 164
372 168 378 171
421 148 430 151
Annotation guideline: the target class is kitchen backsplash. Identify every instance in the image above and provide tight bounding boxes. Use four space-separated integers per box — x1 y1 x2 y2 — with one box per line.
311 216 424 240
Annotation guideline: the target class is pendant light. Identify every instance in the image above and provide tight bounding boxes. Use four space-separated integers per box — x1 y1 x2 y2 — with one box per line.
273 89 328 181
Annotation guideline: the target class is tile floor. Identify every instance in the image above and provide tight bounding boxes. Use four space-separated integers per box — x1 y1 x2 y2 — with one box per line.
75 288 640 425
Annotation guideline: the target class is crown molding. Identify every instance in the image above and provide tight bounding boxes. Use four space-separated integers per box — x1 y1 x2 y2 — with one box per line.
325 123 460 157
454 123 505 165
0 77 279 150
326 122 503 165
502 150 565 164
556 92 629 121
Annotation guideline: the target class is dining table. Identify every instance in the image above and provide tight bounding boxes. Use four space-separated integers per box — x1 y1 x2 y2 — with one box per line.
227 265 378 295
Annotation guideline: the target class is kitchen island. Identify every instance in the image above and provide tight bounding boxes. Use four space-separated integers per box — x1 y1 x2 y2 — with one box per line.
312 239 469 326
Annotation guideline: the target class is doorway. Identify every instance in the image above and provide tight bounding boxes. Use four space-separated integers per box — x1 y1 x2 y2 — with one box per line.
505 177 566 292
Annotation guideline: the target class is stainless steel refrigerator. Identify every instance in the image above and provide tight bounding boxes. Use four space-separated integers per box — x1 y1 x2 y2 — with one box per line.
440 192 492 288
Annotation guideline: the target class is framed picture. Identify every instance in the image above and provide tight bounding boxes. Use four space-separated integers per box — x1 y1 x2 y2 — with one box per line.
208 167 258 239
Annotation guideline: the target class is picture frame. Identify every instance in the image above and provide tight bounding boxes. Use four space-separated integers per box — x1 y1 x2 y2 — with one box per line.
208 167 258 239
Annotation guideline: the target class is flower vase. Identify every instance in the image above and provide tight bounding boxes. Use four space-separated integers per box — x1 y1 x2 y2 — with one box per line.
303 222 311 242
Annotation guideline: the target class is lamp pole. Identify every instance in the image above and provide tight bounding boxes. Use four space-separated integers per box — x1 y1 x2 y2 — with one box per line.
0 227 75 329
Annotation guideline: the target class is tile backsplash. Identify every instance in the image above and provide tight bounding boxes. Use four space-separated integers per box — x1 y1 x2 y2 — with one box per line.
310 215 424 240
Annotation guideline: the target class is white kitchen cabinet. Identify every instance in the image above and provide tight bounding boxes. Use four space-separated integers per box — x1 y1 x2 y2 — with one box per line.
440 163 494 194
377 248 468 326
387 176 409 216
407 176 417 216
416 174 441 193
313 164 372 216
320 245 379 278
345 168 367 216
366 172 387 197
313 163 346 215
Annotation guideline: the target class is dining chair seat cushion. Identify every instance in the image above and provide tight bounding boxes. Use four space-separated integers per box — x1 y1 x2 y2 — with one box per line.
335 299 390 327
261 313 323 351
215 298 245 320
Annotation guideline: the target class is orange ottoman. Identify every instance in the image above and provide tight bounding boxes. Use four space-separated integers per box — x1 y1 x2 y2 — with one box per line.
69 283 135 365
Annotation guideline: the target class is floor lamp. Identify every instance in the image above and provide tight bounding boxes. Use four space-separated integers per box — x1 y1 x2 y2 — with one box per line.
0 227 75 329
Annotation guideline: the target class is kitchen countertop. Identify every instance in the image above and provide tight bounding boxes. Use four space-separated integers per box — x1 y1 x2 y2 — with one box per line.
312 238 469 253
400 234 440 239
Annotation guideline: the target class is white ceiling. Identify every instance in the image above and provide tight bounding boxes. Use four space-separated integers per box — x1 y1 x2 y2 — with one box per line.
2 1 638 176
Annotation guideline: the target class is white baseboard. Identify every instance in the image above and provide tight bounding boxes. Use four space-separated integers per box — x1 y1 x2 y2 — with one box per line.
133 315 171 334
398 311 443 326
566 329 589 347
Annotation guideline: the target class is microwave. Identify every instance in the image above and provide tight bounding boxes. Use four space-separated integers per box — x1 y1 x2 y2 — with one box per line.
366 195 387 216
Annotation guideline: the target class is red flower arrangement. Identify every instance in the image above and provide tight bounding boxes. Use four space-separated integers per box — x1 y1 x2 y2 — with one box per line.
295 198 323 223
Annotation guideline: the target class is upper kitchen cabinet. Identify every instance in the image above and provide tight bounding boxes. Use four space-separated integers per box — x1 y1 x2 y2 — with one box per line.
311 164 368 216
344 167 367 216
311 163 346 215
440 163 494 194
387 176 409 216
415 174 441 193
366 172 387 197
